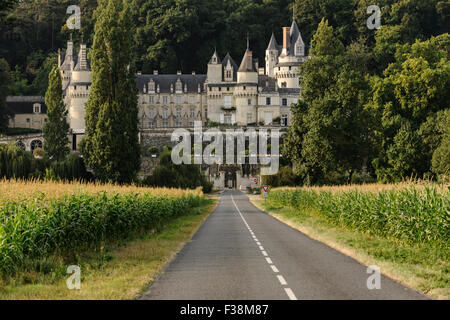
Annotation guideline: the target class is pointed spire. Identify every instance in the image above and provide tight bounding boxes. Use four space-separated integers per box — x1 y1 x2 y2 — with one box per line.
209 49 221 64
246 32 249 50
292 3 295 21
267 33 278 50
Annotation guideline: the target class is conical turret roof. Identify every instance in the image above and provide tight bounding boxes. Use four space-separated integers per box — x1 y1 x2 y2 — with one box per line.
267 33 278 50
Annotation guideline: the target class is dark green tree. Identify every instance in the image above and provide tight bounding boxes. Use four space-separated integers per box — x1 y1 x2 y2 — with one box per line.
368 33 450 181
283 20 372 185
84 0 140 183
0 58 12 133
43 65 70 161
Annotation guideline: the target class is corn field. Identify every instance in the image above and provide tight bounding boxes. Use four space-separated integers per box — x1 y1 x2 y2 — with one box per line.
267 184 449 248
0 180 205 274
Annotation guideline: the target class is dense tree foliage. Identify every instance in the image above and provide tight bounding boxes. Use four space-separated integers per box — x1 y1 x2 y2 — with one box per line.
143 148 213 192
43 65 70 161
1 0 448 94
0 59 12 132
284 17 450 184
83 0 141 184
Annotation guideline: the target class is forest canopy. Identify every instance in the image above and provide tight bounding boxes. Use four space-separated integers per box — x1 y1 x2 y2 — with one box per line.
1 0 447 96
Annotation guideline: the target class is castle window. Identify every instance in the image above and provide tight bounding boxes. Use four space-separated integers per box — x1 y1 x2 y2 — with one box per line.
189 96 195 104
162 96 168 104
281 82 287 88
227 87 230 91
266 97 271 105
74 86 77 90
149 96 154 104
176 120 182 127
282 114 288 126
162 120 168 128
282 98 287 106
26 118 30 123
176 81 182 92
162 108 169 119
33 104 41 114
209 87 212 92
149 120 155 128
247 113 253 124
224 95 232 107
176 108 182 118
248 99 251 105
149 108 155 118
189 121 194 127
289 66 292 71
219 87 221 91
176 96 182 104
149 81 155 92
243 86 246 90
190 108 195 118
30 140 43 151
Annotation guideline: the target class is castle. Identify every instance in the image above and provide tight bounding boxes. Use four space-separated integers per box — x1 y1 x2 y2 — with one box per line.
58 18 308 151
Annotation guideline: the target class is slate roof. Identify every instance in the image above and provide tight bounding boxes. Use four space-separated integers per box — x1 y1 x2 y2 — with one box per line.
222 53 238 81
6 96 47 114
137 74 207 94
267 33 279 51
238 49 257 73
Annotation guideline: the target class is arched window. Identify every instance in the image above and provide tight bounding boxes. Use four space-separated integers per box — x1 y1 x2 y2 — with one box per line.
30 140 43 151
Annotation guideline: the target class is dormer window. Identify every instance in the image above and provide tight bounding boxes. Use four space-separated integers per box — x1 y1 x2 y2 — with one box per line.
176 79 182 93
149 80 155 93
33 104 41 114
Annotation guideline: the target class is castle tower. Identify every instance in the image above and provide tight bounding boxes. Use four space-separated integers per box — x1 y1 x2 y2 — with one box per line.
67 39 91 134
235 44 258 125
207 49 222 83
265 33 279 77
59 34 77 90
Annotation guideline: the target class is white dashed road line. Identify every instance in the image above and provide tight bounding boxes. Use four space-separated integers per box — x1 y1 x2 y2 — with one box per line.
230 193 298 301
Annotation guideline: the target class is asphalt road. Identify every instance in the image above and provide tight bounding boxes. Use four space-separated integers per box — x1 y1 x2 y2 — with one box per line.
141 190 427 300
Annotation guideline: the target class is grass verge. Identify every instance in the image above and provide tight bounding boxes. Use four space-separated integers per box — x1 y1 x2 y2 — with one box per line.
0 197 217 300
250 197 448 300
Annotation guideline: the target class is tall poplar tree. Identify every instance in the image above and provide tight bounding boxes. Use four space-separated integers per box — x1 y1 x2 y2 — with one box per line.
43 66 70 160
0 59 12 133
84 0 140 183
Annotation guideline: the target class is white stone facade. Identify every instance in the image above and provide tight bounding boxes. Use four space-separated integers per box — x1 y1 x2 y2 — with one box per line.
59 19 307 149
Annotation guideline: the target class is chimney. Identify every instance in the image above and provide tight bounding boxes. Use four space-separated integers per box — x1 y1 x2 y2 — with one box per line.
80 44 87 70
153 70 158 75
282 27 291 55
